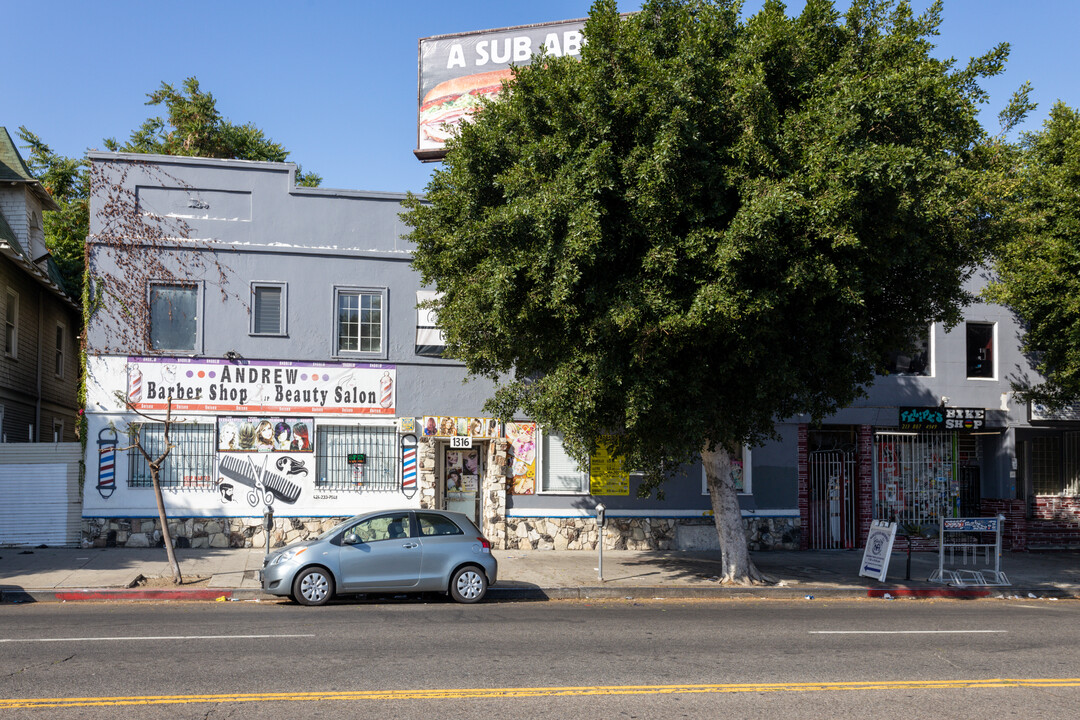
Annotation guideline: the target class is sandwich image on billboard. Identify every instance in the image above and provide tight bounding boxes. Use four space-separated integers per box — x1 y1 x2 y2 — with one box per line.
416 18 586 160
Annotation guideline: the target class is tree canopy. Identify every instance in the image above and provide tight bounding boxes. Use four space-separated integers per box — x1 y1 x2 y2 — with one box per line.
403 0 1013 579
19 76 320 300
104 77 321 186
986 101 1080 409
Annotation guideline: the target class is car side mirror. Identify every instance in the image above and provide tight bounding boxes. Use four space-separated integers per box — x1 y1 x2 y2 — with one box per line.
344 532 361 545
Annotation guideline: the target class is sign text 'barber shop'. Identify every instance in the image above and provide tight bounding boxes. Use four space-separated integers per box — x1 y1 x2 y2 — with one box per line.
125 357 395 415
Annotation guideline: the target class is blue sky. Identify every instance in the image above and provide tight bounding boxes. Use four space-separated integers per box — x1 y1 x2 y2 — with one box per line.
3 0 1077 195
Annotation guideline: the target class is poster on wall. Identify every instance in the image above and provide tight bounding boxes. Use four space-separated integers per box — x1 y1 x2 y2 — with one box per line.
506 421 537 494
589 438 629 496
218 417 314 452
125 357 395 415
445 448 475 493
730 459 745 492
215 451 307 508
421 416 501 438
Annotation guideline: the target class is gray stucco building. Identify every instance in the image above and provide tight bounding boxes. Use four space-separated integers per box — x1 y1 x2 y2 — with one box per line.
81 151 1080 552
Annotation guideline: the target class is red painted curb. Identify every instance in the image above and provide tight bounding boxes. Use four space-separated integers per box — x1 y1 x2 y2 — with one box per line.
867 587 991 599
54 589 234 602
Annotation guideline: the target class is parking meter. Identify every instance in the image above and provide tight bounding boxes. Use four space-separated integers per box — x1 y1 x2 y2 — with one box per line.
595 504 607 582
264 507 274 555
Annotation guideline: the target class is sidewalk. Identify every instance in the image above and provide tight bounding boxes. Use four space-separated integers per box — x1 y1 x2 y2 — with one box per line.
1 545 1078 603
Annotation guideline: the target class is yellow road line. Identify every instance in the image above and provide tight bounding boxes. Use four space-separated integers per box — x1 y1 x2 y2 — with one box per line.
3 678 1080 709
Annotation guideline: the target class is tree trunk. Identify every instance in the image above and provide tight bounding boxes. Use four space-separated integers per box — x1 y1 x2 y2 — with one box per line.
702 445 771 585
150 466 183 584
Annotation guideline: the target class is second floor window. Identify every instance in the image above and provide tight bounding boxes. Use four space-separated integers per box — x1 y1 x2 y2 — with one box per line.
966 322 995 379
149 283 200 353
335 288 384 356
252 283 286 336
883 327 931 377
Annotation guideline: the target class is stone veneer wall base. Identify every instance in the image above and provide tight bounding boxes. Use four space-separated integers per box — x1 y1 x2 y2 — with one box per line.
83 514 800 551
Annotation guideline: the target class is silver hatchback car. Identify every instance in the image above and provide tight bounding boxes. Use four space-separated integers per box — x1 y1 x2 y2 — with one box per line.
261 509 497 605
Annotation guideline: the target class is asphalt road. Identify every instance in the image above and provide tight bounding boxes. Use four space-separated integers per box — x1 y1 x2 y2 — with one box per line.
2 597 1079 719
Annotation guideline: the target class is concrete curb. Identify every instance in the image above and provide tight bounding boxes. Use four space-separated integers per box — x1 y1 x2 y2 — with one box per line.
0 588 248 603
4 584 1077 603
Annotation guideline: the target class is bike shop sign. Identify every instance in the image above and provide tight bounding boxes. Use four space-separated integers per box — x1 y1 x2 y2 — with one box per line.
899 407 985 432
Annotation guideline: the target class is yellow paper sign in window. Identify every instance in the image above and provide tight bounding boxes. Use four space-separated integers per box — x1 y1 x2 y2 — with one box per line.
589 438 629 496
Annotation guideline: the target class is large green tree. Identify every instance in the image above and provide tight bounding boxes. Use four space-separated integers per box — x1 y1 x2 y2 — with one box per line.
19 76 320 300
986 101 1080 410
404 0 1014 582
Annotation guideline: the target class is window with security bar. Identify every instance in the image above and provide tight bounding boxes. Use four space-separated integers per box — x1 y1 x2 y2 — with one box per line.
316 424 398 492
874 431 958 525
1030 432 1080 496
128 423 216 489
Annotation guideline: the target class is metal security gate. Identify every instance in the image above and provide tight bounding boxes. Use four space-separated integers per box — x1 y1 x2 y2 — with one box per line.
875 431 958 527
0 443 83 547
808 449 857 549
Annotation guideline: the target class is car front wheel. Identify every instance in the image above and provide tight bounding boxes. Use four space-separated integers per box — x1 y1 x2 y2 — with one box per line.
449 565 487 604
293 567 334 606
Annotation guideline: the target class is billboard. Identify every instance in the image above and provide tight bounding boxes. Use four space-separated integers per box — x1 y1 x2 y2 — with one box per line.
416 18 586 161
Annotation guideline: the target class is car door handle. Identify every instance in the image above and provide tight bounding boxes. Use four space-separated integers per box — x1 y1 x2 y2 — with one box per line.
402 542 419 549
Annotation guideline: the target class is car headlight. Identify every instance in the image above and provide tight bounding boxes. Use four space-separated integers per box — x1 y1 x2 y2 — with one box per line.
270 547 308 566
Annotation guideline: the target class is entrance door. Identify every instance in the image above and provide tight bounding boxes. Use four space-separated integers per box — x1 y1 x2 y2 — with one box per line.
808 449 857 549
443 443 483 525
958 466 981 517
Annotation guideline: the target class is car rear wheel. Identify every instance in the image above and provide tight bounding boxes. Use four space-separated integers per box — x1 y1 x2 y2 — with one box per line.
293 567 334 606
449 565 487 604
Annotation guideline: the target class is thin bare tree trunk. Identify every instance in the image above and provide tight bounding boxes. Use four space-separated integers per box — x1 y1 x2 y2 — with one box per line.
150 465 183 584
702 445 771 585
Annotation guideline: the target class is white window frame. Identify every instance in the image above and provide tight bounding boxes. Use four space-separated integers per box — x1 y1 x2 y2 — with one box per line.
965 320 998 381
52 419 64 443
538 429 589 495
54 321 65 378
250 282 288 337
148 281 203 354
701 446 753 495
4 290 17 359
333 286 387 359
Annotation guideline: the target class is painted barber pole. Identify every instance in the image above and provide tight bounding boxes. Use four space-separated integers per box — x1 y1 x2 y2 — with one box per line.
127 366 143 405
380 371 394 409
96 427 117 499
401 433 418 498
